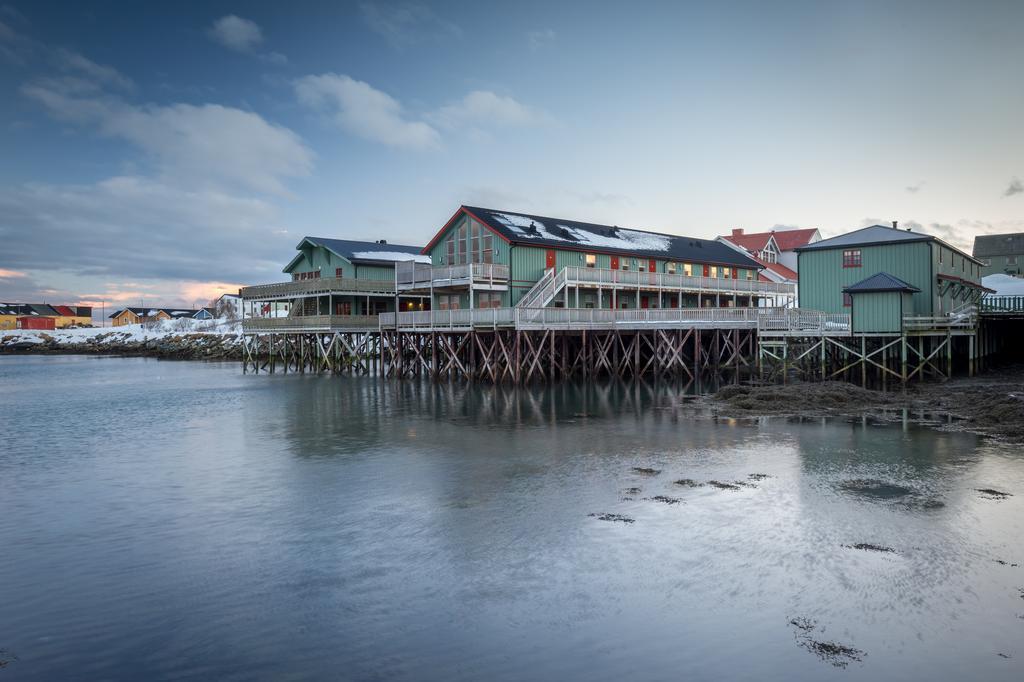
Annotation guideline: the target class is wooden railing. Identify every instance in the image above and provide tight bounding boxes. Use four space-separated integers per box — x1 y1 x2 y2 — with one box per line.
240 277 395 300
981 295 1024 313
756 310 851 334
395 262 510 290
242 315 380 332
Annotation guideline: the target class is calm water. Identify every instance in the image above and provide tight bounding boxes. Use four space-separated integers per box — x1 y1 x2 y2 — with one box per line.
1 355 1022 681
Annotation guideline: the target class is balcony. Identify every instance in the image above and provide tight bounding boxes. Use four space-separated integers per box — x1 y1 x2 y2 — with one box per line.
395 262 510 292
240 277 396 301
242 315 381 332
559 266 795 296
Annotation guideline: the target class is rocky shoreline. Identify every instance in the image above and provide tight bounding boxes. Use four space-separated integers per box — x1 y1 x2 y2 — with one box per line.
708 364 1024 442
1 330 242 361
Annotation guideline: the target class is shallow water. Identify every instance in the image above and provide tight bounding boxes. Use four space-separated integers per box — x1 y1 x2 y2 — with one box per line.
1 355 1022 681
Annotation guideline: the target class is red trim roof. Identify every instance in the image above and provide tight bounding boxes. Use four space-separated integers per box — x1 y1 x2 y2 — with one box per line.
723 228 818 253
749 254 797 281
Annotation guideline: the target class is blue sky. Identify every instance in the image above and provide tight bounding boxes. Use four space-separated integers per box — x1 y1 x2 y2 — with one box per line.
1 0 1023 308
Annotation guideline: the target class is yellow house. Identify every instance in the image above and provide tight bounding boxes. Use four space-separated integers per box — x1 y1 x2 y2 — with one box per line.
51 305 93 328
0 304 19 330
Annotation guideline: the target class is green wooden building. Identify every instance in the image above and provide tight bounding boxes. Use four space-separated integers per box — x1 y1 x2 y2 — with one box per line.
397 205 787 311
241 237 430 330
842 272 919 334
795 223 987 322
973 232 1024 278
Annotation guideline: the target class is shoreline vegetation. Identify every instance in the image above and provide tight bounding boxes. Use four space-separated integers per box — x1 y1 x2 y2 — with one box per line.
4 325 1023 441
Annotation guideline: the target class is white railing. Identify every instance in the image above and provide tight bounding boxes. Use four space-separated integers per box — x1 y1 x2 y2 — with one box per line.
242 315 380 332
516 267 561 308
241 277 395 300
902 314 977 331
395 261 510 290
382 306 791 331
559 265 795 296
756 310 851 334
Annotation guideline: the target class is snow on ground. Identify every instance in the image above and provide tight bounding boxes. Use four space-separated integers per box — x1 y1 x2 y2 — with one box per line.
983 273 1024 296
351 251 431 264
2 318 242 346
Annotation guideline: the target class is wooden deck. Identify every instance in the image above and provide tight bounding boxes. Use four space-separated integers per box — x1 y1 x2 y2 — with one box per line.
240 277 397 302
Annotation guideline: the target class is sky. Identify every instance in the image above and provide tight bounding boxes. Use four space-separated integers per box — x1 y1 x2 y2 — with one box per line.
1 0 1023 313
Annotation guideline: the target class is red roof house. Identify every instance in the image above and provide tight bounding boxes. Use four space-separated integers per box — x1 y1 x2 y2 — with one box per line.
718 227 820 282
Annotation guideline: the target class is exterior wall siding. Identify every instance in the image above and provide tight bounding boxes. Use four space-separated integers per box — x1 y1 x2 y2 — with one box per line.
930 242 983 313
850 291 907 333
979 254 1023 278
799 241 935 315
284 245 354 278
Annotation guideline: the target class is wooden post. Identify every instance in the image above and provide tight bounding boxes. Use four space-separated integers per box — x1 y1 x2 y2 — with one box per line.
860 336 866 388
968 333 975 377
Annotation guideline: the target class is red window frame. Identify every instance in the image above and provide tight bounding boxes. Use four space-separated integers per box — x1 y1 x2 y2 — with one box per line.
842 249 862 268
842 292 852 307
335 268 344 278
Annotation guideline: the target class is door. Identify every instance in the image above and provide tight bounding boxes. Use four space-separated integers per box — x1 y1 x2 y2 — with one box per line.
702 264 710 277
648 259 657 273
610 256 619 270
640 296 649 309
545 249 556 269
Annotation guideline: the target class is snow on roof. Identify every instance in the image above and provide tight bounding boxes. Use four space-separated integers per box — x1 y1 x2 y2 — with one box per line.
351 251 432 264
983 273 1024 296
491 212 671 252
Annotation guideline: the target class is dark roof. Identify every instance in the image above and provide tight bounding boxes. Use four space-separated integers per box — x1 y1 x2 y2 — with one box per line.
296 237 426 266
460 206 760 268
797 224 984 265
973 232 1024 258
27 304 59 316
842 272 920 293
108 307 199 319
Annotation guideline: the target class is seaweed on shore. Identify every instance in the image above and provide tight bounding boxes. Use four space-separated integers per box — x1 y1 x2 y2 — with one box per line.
788 617 865 668
0 649 16 669
673 479 703 488
748 473 771 481
707 480 741 491
647 495 682 505
632 467 661 476
994 559 1019 567
843 543 897 554
588 513 634 524
976 488 1013 500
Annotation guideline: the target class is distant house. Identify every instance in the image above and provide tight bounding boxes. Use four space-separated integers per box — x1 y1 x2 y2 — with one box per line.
51 305 93 327
191 308 215 321
973 232 1024 278
0 303 92 328
719 227 821 283
0 304 20 330
215 293 242 319
109 307 204 326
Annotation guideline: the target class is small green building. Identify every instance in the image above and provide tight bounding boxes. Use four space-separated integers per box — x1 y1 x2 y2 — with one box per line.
843 273 919 334
973 232 1024 278
402 205 770 310
796 223 987 320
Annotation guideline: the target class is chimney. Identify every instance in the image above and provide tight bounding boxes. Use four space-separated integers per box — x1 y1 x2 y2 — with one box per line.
378 239 387 244
732 228 744 237
892 220 898 230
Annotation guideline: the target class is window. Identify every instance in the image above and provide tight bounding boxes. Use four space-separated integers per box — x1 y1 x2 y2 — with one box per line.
1008 256 1018 266
939 248 943 264
335 268 344 278
746 270 754 280
471 223 481 264
458 223 467 264
723 267 732 279
637 260 646 272
477 292 502 309
962 257 965 272
483 234 494 264
843 292 852 307
710 265 718 278
585 254 597 268
683 263 693 277
336 302 352 315
621 259 631 271
446 238 455 265
293 273 300 281
666 262 677 274
842 249 862 268
437 295 461 311
762 249 777 264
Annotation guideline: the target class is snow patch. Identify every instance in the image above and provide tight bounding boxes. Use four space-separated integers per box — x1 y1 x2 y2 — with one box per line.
352 251 431 264
490 212 671 252
983 273 1024 296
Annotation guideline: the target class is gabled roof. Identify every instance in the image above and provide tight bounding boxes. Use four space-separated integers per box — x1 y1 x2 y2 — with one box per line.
28 304 59 316
108 307 198 319
797 224 984 265
286 237 429 272
723 228 819 253
442 206 760 269
53 305 76 316
751 255 798 282
843 272 920 293
973 232 1024 258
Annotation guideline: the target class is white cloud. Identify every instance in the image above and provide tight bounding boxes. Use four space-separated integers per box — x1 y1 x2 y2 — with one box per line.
1004 177 1023 197
527 28 556 50
0 176 290 284
208 14 263 52
23 80 314 195
54 48 133 89
294 72 440 150
360 2 461 48
429 90 550 130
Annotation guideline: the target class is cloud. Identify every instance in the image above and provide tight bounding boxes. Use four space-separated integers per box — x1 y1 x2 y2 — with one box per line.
294 72 440 149
23 79 314 195
0 18 32 64
1004 177 1023 197
208 14 263 52
261 51 288 65
360 2 461 48
0 267 28 278
53 48 133 89
905 182 923 193
0 176 291 285
527 28 556 50
428 90 549 131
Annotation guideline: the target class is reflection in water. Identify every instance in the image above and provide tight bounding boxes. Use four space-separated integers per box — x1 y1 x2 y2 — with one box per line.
1 356 1023 682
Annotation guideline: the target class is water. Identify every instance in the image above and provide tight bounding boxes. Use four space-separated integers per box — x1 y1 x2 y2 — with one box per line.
1 355 1022 681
